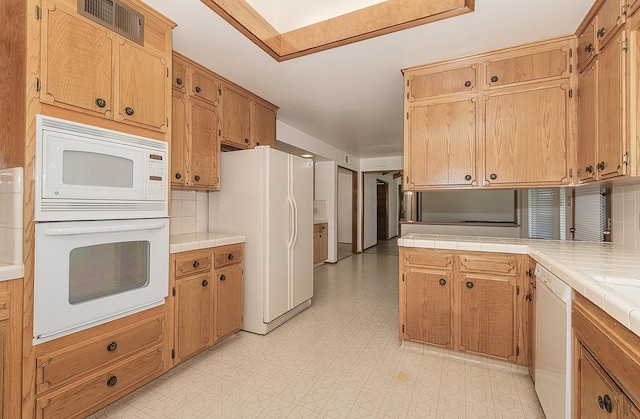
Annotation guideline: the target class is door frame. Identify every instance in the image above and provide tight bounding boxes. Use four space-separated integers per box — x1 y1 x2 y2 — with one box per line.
337 166 358 255
376 180 389 240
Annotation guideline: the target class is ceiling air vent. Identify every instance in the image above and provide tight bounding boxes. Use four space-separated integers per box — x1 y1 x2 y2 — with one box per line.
78 0 144 46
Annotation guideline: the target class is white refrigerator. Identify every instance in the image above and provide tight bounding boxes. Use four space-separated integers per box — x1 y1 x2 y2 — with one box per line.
209 146 314 334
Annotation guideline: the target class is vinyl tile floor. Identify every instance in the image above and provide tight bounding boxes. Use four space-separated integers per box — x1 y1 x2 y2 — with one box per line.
91 239 544 419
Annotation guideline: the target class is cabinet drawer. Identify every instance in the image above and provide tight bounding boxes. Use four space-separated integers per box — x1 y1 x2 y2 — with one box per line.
175 250 212 278
172 59 187 91
458 253 517 275
401 249 453 270
36 346 163 419
191 69 220 105
485 48 568 87
577 20 596 71
408 65 477 100
314 223 327 233
596 0 624 49
214 244 243 268
36 316 163 394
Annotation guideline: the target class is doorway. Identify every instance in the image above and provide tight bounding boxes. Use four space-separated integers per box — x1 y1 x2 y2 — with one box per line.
337 167 357 260
362 171 402 251
377 180 389 240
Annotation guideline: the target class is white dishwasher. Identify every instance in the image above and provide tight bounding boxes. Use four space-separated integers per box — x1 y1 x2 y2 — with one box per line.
535 264 572 419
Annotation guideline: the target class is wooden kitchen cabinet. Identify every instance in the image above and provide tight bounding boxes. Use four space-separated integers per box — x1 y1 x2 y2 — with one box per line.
578 19 597 72
596 0 626 50
484 45 569 88
190 68 221 106
483 81 571 186
578 62 598 182
405 97 477 188
524 258 536 381
0 279 22 419
40 0 173 133
35 306 165 418
221 83 252 148
313 223 328 264
406 63 478 100
399 248 525 364
171 54 221 190
573 293 640 419
253 100 277 148
170 244 244 365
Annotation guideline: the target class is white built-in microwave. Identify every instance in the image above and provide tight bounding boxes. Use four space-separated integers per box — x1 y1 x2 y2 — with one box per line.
35 115 168 221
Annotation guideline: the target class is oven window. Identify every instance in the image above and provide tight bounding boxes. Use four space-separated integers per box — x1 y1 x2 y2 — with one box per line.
63 150 134 188
68 241 150 304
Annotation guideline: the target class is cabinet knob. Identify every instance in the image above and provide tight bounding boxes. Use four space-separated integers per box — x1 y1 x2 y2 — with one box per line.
525 294 532 302
193 260 200 268
465 281 474 289
489 173 497 180
194 175 201 182
107 376 118 387
195 86 202 93
175 172 182 180
585 165 593 174
256 142 261 146
95 98 106 108
124 107 134 116
176 78 183 85
106 341 118 352
464 174 472 181
597 27 606 38
526 269 532 277
202 279 209 287
228 254 234 261
244 138 250 144
439 278 446 286
585 43 593 53
220 274 226 281
597 161 605 171
603 394 613 413
490 76 499 83
464 80 472 87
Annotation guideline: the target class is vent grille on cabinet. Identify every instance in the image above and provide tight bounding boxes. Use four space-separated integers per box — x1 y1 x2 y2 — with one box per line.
78 0 144 45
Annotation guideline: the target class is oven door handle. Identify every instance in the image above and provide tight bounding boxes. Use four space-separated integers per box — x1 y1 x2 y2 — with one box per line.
42 222 167 236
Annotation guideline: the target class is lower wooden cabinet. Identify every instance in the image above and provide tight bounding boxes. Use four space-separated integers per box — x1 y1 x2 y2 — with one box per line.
0 278 22 419
35 306 165 419
170 244 244 365
399 247 526 364
313 223 328 264
573 293 640 418
525 258 537 381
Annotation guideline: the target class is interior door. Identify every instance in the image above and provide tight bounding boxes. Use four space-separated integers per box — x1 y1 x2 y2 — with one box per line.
290 155 314 308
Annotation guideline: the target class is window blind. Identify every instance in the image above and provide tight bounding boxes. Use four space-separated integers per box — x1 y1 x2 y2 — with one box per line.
528 189 558 240
574 186 605 242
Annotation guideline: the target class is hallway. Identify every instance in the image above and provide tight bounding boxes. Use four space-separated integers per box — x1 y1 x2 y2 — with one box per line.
91 240 543 418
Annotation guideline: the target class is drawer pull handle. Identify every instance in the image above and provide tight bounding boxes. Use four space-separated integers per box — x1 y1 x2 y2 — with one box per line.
176 78 183 85
466 281 474 289
106 341 118 352
244 138 250 144
597 27 606 38
202 279 209 287
228 254 234 261
194 175 201 182
490 75 498 83
95 98 106 108
464 80 472 87
193 260 200 268
585 43 593 53
597 161 605 171
107 376 118 387
175 172 182 180
195 86 202 93
220 274 226 281
124 107 134 116
464 174 472 181
489 173 497 180
585 165 593 174
438 278 446 286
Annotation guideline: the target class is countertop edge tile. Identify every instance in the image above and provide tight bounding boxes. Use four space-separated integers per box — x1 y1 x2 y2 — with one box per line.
169 233 246 254
0 264 24 281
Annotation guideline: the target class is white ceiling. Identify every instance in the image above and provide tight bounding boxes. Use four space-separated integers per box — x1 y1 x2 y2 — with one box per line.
144 0 594 159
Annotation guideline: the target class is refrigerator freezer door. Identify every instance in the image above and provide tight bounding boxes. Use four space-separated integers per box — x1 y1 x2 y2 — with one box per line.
289 155 314 308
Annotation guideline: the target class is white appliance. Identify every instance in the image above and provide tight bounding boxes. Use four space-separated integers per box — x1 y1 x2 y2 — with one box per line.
535 264 572 419
35 114 168 221
33 115 170 344
209 146 313 334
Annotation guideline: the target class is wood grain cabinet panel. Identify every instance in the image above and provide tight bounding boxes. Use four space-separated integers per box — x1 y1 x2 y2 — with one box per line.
215 264 244 341
483 82 570 186
189 99 221 188
175 273 213 363
402 249 453 270
458 253 517 275
624 397 640 419
174 250 212 278
525 259 536 381
577 62 598 182
171 90 188 187
405 270 453 348
253 100 277 148
407 65 477 100
405 98 477 188
596 0 625 49
0 280 21 419
172 59 187 92
221 84 252 148
485 48 569 87
214 245 243 268
313 223 328 264
190 69 221 106
578 20 597 72
576 344 622 419
629 0 640 17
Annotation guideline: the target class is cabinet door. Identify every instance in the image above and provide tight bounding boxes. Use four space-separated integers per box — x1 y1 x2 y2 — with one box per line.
460 274 517 361
172 59 188 92
253 101 277 148
630 0 640 18
485 47 568 87
41 0 113 117
175 274 213 363
483 82 570 186
597 0 625 49
215 264 243 341
116 39 168 132
319 224 328 262
577 344 621 419
191 69 221 105
405 269 453 348
190 99 220 190
221 85 252 148
171 90 188 187
405 98 476 188
407 65 477 100
624 397 640 419
578 63 598 182
525 261 536 381
597 30 627 179
578 20 597 71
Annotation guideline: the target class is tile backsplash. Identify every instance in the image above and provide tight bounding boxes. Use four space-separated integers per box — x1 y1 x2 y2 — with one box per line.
170 189 209 235
0 168 23 265
612 184 640 249
314 200 327 220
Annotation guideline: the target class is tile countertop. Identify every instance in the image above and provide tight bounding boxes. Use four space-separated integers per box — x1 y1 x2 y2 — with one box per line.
0 263 23 282
170 232 246 254
314 218 328 224
398 233 640 338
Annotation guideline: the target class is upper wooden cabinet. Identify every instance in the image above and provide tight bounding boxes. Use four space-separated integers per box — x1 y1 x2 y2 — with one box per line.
221 84 252 148
597 0 626 49
190 68 221 106
578 20 597 71
402 37 573 190
406 64 478 100
40 0 173 133
253 100 277 148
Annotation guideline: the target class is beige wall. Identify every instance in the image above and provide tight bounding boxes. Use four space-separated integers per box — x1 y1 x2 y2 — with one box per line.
612 184 640 249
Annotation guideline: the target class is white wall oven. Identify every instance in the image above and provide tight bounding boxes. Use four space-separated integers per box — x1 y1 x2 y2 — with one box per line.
33 115 169 344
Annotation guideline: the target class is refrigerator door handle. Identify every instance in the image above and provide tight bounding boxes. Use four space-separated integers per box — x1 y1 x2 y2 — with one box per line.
287 197 295 249
291 196 299 248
